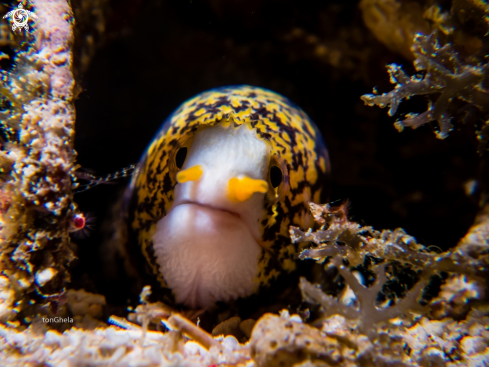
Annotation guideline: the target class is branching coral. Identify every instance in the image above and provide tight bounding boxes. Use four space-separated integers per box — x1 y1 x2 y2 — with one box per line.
361 0 489 146
361 31 489 139
292 202 488 278
291 200 488 341
0 0 79 323
300 256 428 337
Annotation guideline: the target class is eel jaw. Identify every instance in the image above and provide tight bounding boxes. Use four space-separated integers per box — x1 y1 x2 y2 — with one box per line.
152 201 262 309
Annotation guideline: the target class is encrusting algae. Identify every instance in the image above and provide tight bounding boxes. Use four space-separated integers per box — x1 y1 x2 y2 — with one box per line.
0 0 488 366
0 0 78 325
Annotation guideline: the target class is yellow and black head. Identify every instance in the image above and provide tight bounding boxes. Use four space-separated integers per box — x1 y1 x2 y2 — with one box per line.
122 85 330 308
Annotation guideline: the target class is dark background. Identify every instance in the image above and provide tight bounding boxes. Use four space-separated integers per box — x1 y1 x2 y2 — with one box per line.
70 0 480 304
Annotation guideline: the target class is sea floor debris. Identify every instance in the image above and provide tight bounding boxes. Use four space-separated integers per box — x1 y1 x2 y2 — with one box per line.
1 198 488 366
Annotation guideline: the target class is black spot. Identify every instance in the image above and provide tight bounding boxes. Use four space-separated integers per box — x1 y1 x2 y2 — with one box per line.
270 166 282 188
162 172 173 194
295 151 304 169
261 132 272 140
274 141 287 154
233 100 250 112
175 147 187 169
253 105 271 118
284 196 293 212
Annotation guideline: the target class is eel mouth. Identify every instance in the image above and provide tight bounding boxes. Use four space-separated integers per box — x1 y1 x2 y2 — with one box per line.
152 201 263 308
170 200 241 219
167 199 263 245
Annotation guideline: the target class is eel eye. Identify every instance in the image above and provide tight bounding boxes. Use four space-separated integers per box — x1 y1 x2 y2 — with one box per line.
175 147 187 169
270 165 282 188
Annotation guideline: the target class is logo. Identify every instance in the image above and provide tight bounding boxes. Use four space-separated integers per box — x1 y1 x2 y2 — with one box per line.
3 2 37 33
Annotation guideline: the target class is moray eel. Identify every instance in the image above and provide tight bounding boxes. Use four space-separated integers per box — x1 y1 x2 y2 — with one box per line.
122 85 330 309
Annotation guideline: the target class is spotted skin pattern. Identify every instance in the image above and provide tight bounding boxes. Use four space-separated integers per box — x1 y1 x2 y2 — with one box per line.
123 85 330 298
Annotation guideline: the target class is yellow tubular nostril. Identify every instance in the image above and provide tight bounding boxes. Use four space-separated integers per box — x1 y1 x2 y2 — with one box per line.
176 165 203 183
227 176 269 202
